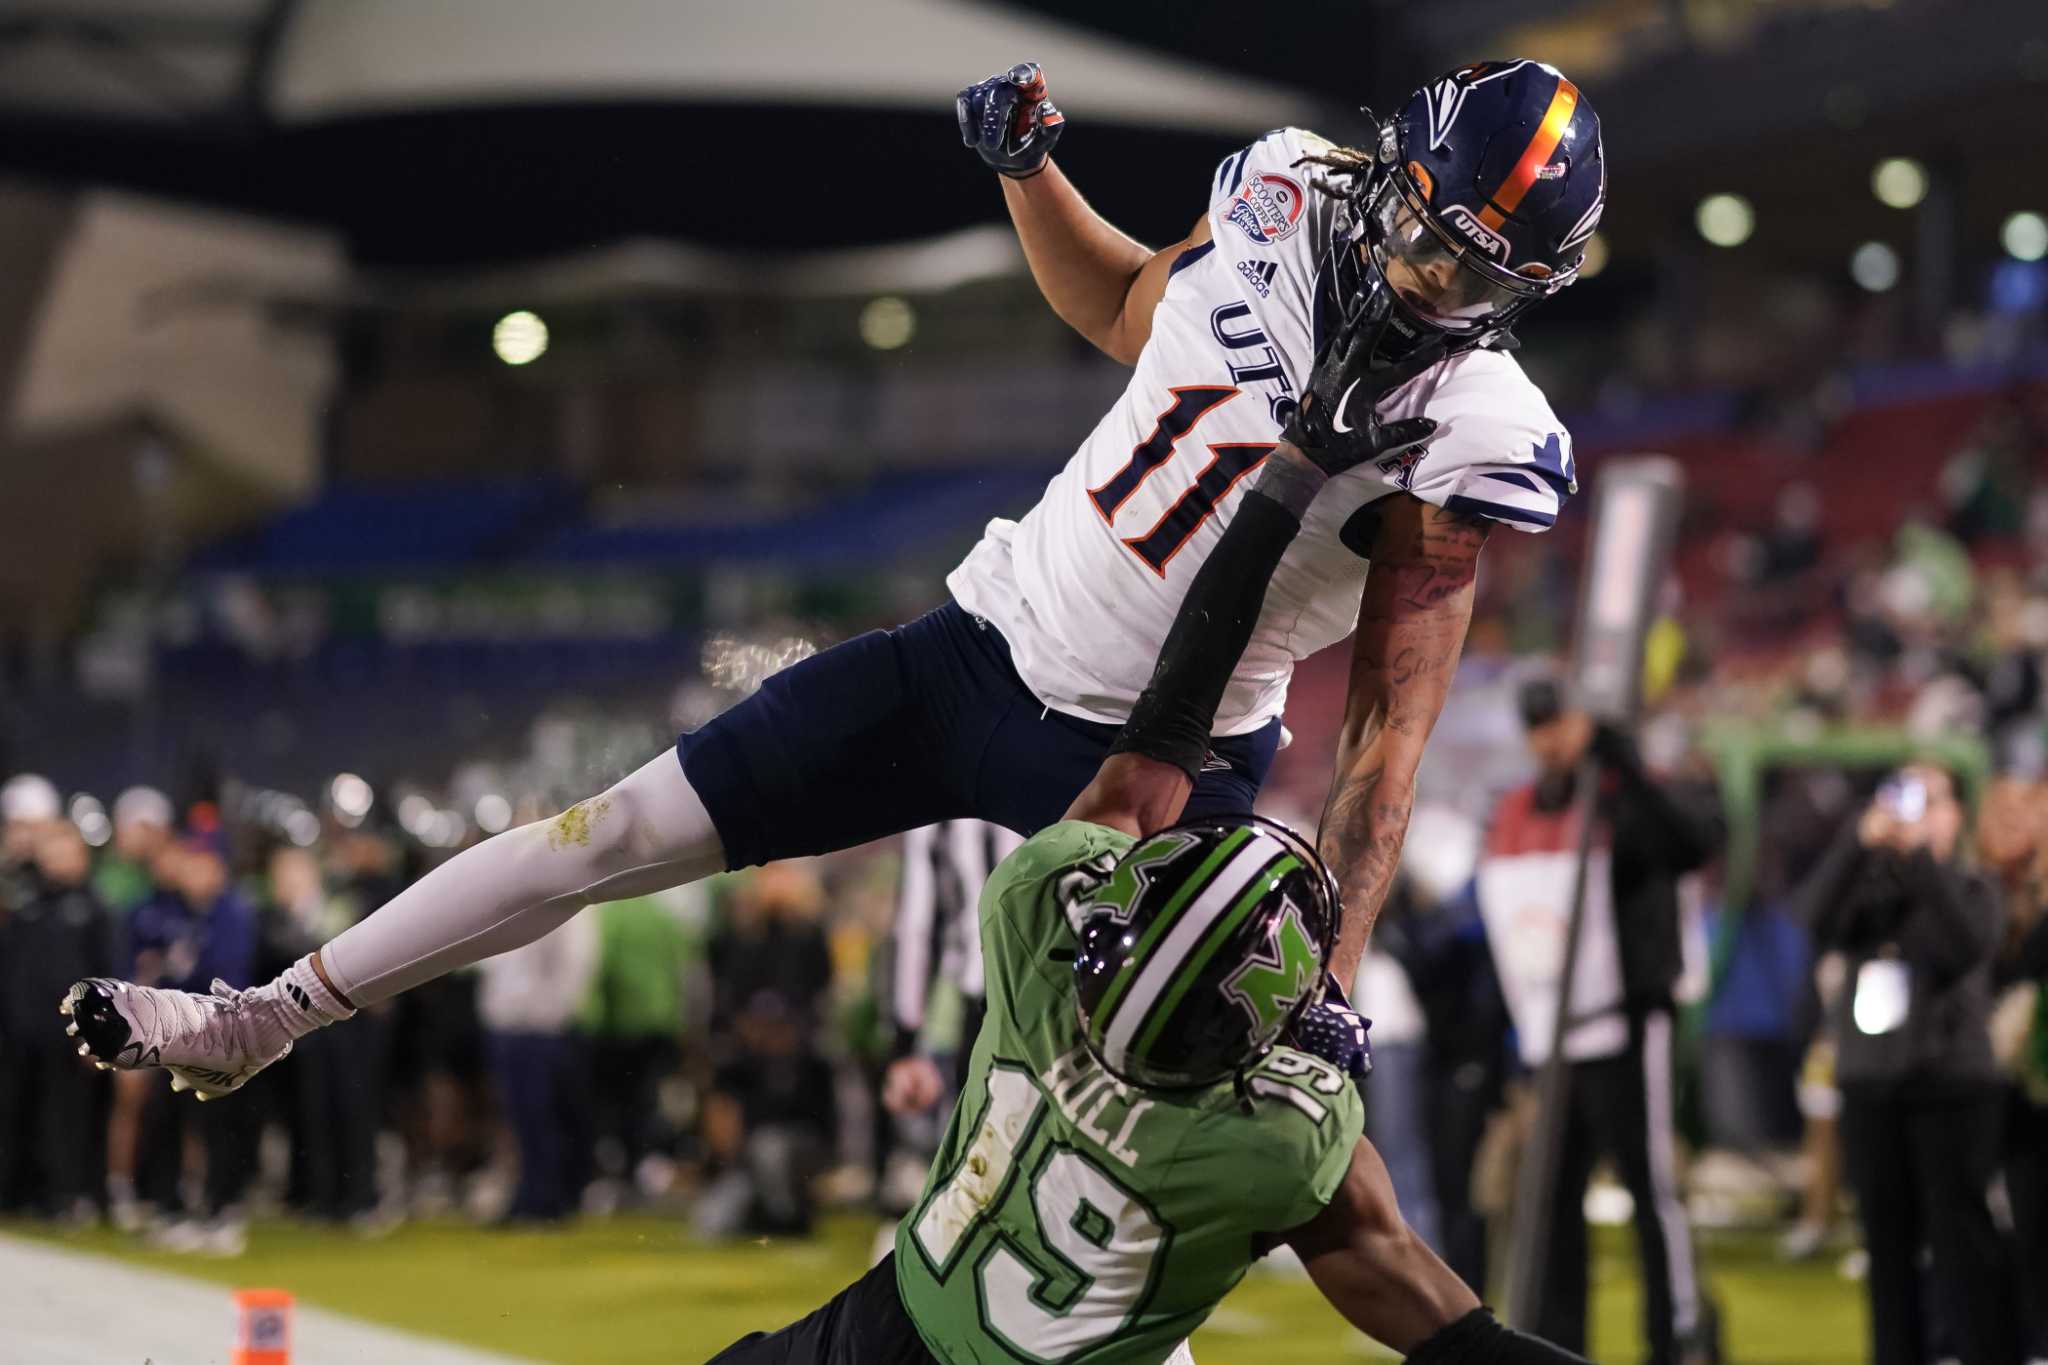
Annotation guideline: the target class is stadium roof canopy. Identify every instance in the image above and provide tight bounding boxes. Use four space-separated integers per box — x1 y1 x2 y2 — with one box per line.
0 0 2039 266
0 0 1319 131
0 0 1330 260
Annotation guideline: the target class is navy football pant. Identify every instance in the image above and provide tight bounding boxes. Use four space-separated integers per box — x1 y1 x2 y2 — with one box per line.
318 602 1279 1009
677 600 1281 870
708 1253 935 1364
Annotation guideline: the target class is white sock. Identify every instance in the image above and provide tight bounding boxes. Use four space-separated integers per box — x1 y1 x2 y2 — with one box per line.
318 751 724 1008
261 954 358 1040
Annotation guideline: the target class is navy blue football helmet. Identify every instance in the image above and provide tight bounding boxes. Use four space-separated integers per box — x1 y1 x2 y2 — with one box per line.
1314 60 1606 366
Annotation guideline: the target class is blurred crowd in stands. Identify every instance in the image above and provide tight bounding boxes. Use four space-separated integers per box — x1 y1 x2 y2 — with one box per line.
0 769 882 1252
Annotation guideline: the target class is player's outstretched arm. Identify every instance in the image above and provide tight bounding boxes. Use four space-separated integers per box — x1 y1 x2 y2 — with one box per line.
1005 175 1206 365
1061 446 1325 838
957 62 1203 364
1319 496 1488 984
1288 1139 1590 1362
1286 1137 1477 1351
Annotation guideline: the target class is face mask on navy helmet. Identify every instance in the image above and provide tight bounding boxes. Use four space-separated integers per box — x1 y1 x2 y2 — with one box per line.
1311 60 1606 367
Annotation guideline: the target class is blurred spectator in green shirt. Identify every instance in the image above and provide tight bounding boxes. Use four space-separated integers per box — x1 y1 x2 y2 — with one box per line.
93 786 174 916
581 888 702 1205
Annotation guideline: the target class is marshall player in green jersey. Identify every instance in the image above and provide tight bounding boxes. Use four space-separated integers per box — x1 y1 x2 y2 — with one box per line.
709 271 1588 1365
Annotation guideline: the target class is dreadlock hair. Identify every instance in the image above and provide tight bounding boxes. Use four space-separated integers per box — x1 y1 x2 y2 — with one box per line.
1292 145 1378 204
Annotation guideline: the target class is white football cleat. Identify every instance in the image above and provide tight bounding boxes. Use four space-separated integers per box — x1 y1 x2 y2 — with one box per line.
60 977 294 1100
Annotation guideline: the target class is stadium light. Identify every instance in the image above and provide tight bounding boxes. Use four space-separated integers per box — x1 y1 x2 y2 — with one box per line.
1870 158 1928 210
1578 232 1610 280
859 296 916 350
492 310 549 365
1850 242 1900 292
397 793 436 837
69 793 111 847
475 793 512 835
330 772 373 827
2003 211 2048 262
1695 194 1754 248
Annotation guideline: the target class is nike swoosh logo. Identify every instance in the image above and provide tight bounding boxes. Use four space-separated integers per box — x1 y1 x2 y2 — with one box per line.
1330 377 1364 434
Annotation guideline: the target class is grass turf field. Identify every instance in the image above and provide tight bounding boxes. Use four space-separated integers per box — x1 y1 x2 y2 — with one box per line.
6 1214 1864 1363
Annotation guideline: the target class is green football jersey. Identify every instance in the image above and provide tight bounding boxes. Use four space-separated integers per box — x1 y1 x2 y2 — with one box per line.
895 821 1364 1365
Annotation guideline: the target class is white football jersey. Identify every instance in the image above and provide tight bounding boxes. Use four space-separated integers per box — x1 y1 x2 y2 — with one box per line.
949 128 1575 736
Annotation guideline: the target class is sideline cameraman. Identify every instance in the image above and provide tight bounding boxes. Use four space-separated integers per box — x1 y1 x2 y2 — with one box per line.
1795 763 2019 1365
1979 775 2048 1360
1476 681 1723 1364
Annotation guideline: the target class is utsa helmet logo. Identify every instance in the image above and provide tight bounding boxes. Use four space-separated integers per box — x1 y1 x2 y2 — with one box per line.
1401 61 1601 276
1332 56 1607 359
1442 204 1512 262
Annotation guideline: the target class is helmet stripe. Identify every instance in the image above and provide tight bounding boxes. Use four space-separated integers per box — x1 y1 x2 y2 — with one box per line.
1095 834 1290 1076
1088 826 1252 1035
1477 77 1579 232
1129 854 1304 1063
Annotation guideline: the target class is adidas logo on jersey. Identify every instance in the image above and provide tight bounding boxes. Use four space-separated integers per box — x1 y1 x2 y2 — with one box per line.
1236 258 1278 299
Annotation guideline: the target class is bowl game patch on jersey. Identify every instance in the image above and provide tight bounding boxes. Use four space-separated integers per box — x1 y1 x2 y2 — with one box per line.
1227 172 1306 246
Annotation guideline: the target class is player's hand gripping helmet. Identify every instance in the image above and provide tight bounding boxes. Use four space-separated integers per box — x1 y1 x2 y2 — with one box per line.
1313 60 1606 368
1070 819 1338 1091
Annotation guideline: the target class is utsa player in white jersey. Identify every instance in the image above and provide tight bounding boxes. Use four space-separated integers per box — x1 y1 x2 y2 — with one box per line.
59 60 1606 1112
704 275 1591 1362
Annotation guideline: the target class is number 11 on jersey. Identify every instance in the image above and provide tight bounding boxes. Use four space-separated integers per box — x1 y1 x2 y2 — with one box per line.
1088 387 1274 577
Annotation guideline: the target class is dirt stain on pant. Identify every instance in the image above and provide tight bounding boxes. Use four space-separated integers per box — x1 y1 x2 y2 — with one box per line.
548 795 612 852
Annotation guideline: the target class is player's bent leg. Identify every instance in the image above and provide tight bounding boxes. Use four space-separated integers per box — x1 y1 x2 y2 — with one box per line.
63 751 723 1099
708 1253 938 1364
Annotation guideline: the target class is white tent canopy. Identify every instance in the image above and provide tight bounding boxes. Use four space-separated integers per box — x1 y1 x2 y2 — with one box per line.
0 0 1320 136
271 0 1318 132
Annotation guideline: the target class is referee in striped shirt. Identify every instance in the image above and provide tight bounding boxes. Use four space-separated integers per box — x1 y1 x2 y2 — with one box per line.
881 819 1023 1120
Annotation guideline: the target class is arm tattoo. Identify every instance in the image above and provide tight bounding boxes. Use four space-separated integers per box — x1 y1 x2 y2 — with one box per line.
1318 760 1412 979
1319 499 1489 981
